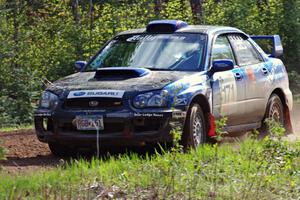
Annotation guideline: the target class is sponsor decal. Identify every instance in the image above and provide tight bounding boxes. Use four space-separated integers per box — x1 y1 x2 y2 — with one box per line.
134 113 164 117
172 111 187 119
126 35 186 42
34 112 52 117
68 90 125 99
73 91 86 96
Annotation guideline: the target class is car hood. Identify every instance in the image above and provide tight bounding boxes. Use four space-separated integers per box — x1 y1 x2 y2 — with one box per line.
47 70 196 93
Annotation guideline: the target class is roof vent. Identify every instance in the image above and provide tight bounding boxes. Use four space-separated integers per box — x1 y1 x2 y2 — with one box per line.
146 20 188 33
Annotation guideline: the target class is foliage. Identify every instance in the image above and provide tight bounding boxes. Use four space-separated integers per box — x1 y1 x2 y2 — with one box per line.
0 145 5 160
214 116 228 142
0 0 299 127
0 134 5 160
261 120 300 173
288 70 300 94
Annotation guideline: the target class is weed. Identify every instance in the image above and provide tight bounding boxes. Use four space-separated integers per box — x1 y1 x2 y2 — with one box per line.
0 146 5 160
0 139 5 160
214 116 228 142
170 126 183 153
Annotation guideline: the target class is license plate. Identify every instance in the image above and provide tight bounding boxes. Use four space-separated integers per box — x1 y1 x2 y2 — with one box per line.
76 115 104 130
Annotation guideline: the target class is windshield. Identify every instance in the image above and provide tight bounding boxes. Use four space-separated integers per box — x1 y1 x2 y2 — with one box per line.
86 33 207 71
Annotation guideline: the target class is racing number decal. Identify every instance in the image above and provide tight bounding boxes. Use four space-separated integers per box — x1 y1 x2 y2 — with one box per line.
217 72 237 115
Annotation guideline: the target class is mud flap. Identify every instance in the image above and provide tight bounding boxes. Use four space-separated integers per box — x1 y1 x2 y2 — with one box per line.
284 107 293 134
208 113 216 137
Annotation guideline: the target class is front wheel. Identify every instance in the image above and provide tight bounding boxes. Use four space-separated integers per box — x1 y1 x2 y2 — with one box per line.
181 103 207 150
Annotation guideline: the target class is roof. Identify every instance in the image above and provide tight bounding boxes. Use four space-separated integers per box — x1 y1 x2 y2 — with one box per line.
117 25 244 36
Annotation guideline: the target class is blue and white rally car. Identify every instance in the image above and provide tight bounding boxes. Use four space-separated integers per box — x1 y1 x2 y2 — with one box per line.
34 20 293 156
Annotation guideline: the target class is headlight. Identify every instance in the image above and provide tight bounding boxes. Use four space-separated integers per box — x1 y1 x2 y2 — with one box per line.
40 91 59 109
133 90 168 108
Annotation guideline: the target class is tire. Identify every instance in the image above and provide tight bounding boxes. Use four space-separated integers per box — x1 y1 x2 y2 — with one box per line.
259 94 284 135
265 94 284 124
48 142 75 157
181 103 207 150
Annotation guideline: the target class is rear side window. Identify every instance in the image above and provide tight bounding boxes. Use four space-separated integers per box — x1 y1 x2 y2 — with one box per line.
212 36 235 62
228 35 263 66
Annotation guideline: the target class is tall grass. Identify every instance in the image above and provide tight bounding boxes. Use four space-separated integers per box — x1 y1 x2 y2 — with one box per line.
0 121 299 199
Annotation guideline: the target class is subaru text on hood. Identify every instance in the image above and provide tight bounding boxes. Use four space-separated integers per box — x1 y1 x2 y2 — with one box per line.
34 20 293 156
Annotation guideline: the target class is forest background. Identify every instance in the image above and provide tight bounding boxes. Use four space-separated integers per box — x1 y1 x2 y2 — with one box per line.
0 0 299 127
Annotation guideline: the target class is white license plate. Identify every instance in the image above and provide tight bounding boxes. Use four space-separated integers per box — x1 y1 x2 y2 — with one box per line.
76 115 104 130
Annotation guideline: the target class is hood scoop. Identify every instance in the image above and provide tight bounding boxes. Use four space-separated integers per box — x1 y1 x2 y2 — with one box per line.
94 67 150 80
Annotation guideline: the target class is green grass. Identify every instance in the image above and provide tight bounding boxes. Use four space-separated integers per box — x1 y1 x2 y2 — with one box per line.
0 138 299 199
0 120 299 199
0 124 33 132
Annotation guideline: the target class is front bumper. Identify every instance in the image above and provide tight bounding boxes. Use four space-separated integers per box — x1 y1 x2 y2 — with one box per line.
34 108 187 147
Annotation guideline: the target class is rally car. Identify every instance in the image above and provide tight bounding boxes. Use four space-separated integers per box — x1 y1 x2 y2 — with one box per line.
34 20 293 156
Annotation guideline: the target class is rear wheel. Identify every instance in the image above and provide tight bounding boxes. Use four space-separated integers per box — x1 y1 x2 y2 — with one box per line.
259 94 284 136
265 94 284 124
182 103 207 150
48 142 75 157
267 94 284 125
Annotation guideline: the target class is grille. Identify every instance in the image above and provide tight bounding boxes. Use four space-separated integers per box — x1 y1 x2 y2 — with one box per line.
64 97 123 109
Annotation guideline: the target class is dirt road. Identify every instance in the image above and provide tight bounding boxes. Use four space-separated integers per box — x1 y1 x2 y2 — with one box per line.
1 104 300 173
0 130 59 173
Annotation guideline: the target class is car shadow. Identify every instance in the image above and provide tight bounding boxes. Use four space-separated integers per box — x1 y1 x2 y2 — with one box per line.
0 154 61 168
0 145 168 169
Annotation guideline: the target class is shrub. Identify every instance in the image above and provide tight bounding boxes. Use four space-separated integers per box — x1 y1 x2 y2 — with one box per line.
0 145 5 160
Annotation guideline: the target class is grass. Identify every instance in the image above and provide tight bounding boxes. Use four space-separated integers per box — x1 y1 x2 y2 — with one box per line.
0 124 33 132
0 120 299 199
0 137 299 199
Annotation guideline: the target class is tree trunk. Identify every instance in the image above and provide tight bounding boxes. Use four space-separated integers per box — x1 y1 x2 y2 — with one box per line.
189 0 203 24
89 0 94 57
12 0 22 69
71 0 80 24
154 0 161 17
154 0 169 18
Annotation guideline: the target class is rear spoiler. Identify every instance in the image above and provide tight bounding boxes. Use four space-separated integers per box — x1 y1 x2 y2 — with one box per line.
250 35 283 58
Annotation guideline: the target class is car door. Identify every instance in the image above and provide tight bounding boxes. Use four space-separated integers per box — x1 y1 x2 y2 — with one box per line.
228 34 269 124
211 35 247 126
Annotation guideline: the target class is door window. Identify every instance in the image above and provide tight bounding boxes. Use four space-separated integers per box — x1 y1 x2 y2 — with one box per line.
212 36 235 63
228 35 263 66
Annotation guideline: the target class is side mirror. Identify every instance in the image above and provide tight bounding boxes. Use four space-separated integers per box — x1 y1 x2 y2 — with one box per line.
74 61 87 72
211 59 234 73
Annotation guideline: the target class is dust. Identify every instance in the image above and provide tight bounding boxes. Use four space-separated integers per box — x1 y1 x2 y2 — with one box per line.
287 102 300 141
